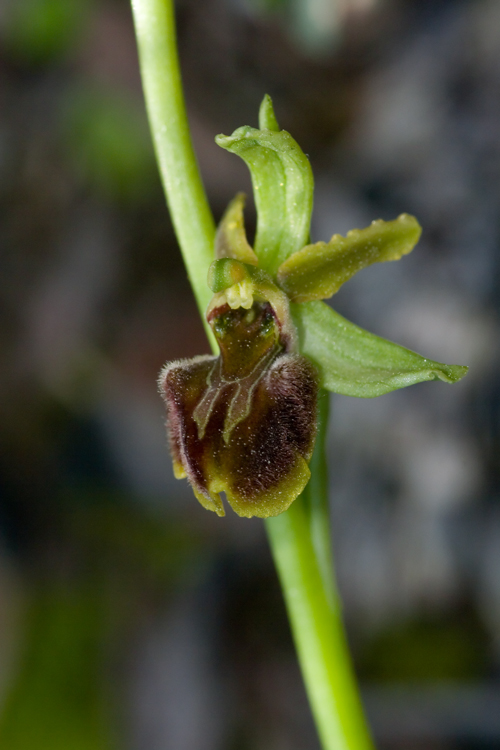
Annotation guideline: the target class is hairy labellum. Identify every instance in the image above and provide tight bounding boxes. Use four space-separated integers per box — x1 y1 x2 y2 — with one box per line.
159 296 318 518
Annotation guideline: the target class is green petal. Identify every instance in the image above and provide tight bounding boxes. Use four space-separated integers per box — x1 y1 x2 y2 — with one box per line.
292 301 468 397
215 95 313 277
215 192 259 265
278 214 422 303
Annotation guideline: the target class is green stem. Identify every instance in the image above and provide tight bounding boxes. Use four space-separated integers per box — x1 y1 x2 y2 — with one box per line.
131 0 216 345
265 396 374 750
131 1 374 747
302 391 336 603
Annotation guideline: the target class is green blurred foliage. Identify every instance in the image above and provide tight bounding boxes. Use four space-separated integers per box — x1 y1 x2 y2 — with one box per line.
246 0 288 12
3 0 90 64
65 493 204 586
0 493 207 750
63 87 157 203
358 613 490 683
0 585 115 750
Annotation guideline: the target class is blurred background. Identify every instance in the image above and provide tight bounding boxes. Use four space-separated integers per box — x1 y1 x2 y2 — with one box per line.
0 0 499 748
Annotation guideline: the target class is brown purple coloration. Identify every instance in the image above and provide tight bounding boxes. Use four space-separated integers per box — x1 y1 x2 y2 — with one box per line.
159 299 318 518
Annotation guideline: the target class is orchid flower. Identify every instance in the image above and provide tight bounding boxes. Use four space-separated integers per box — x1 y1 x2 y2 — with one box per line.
159 95 467 519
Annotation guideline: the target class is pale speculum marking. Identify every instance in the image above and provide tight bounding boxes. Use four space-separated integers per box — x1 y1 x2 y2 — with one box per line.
193 343 281 443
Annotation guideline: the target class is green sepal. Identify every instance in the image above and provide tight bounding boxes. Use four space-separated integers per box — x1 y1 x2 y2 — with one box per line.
215 95 313 277
292 301 468 397
215 192 259 265
278 214 422 303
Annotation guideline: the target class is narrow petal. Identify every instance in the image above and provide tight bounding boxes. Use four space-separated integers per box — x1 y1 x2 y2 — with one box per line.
292 300 468 397
215 193 259 265
277 214 422 303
